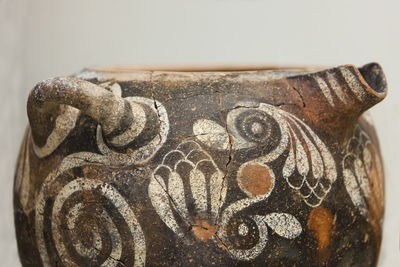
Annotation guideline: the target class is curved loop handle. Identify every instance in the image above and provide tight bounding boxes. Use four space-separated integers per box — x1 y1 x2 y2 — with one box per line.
27 77 134 156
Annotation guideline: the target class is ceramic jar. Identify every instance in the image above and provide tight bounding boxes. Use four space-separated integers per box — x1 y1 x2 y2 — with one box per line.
14 63 387 266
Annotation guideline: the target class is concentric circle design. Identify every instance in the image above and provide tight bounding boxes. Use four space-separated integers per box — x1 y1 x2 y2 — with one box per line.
35 154 146 267
235 110 278 144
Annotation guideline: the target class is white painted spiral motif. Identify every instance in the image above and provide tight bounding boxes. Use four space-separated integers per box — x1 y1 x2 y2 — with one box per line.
96 95 169 166
31 82 169 166
35 153 146 267
194 102 337 207
32 83 173 266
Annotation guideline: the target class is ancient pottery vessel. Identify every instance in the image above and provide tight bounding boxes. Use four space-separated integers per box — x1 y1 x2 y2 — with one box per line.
14 63 387 266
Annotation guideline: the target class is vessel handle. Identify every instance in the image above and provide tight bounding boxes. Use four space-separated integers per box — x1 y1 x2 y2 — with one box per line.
27 77 134 154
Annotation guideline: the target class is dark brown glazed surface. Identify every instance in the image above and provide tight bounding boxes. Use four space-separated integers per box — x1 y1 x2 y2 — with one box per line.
14 64 386 266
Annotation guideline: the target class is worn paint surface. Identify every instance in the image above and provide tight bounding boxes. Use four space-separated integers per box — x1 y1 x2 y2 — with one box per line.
307 206 334 263
342 125 384 248
194 101 338 207
14 63 386 266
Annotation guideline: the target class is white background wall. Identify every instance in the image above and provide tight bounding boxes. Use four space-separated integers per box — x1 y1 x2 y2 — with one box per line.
1 0 399 266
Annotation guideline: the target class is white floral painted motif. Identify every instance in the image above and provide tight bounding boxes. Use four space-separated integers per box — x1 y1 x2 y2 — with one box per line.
35 152 146 267
149 140 226 237
193 102 337 207
148 140 302 261
342 126 384 218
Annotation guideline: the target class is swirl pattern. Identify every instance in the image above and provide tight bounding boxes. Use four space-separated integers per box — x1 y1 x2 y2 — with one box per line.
35 153 146 267
193 102 337 207
97 95 169 166
32 84 171 266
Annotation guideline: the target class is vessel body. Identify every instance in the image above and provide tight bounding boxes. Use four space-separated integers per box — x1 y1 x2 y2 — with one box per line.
14 64 386 266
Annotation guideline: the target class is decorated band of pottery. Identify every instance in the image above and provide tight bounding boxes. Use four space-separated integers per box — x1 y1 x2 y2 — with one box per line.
14 63 387 266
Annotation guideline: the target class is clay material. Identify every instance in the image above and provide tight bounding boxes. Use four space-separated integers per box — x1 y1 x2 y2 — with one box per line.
14 63 387 266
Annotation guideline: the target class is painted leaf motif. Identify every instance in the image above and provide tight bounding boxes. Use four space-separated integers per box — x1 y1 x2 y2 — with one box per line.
168 171 192 224
354 158 370 198
250 104 337 207
282 146 295 180
342 126 384 219
297 125 324 180
193 119 230 150
294 133 309 177
189 168 208 213
222 103 336 207
148 175 185 238
284 116 336 206
343 168 368 217
193 102 336 207
264 212 302 239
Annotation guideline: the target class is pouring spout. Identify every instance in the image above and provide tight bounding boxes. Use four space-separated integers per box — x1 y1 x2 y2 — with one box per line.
336 62 388 114
357 62 388 106
285 62 387 137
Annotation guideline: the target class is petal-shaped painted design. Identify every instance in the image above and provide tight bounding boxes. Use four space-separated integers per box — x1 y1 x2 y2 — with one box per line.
168 171 192 224
354 158 371 198
234 103 337 207
294 134 309 177
149 141 225 237
282 146 295 180
189 168 208 213
343 168 368 217
296 125 324 180
264 212 302 239
341 125 382 219
149 175 184 237
193 119 230 150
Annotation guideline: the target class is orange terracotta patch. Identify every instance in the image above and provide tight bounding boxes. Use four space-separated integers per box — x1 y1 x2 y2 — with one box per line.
192 219 218 242
237 163 274 197
307 206 334 262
